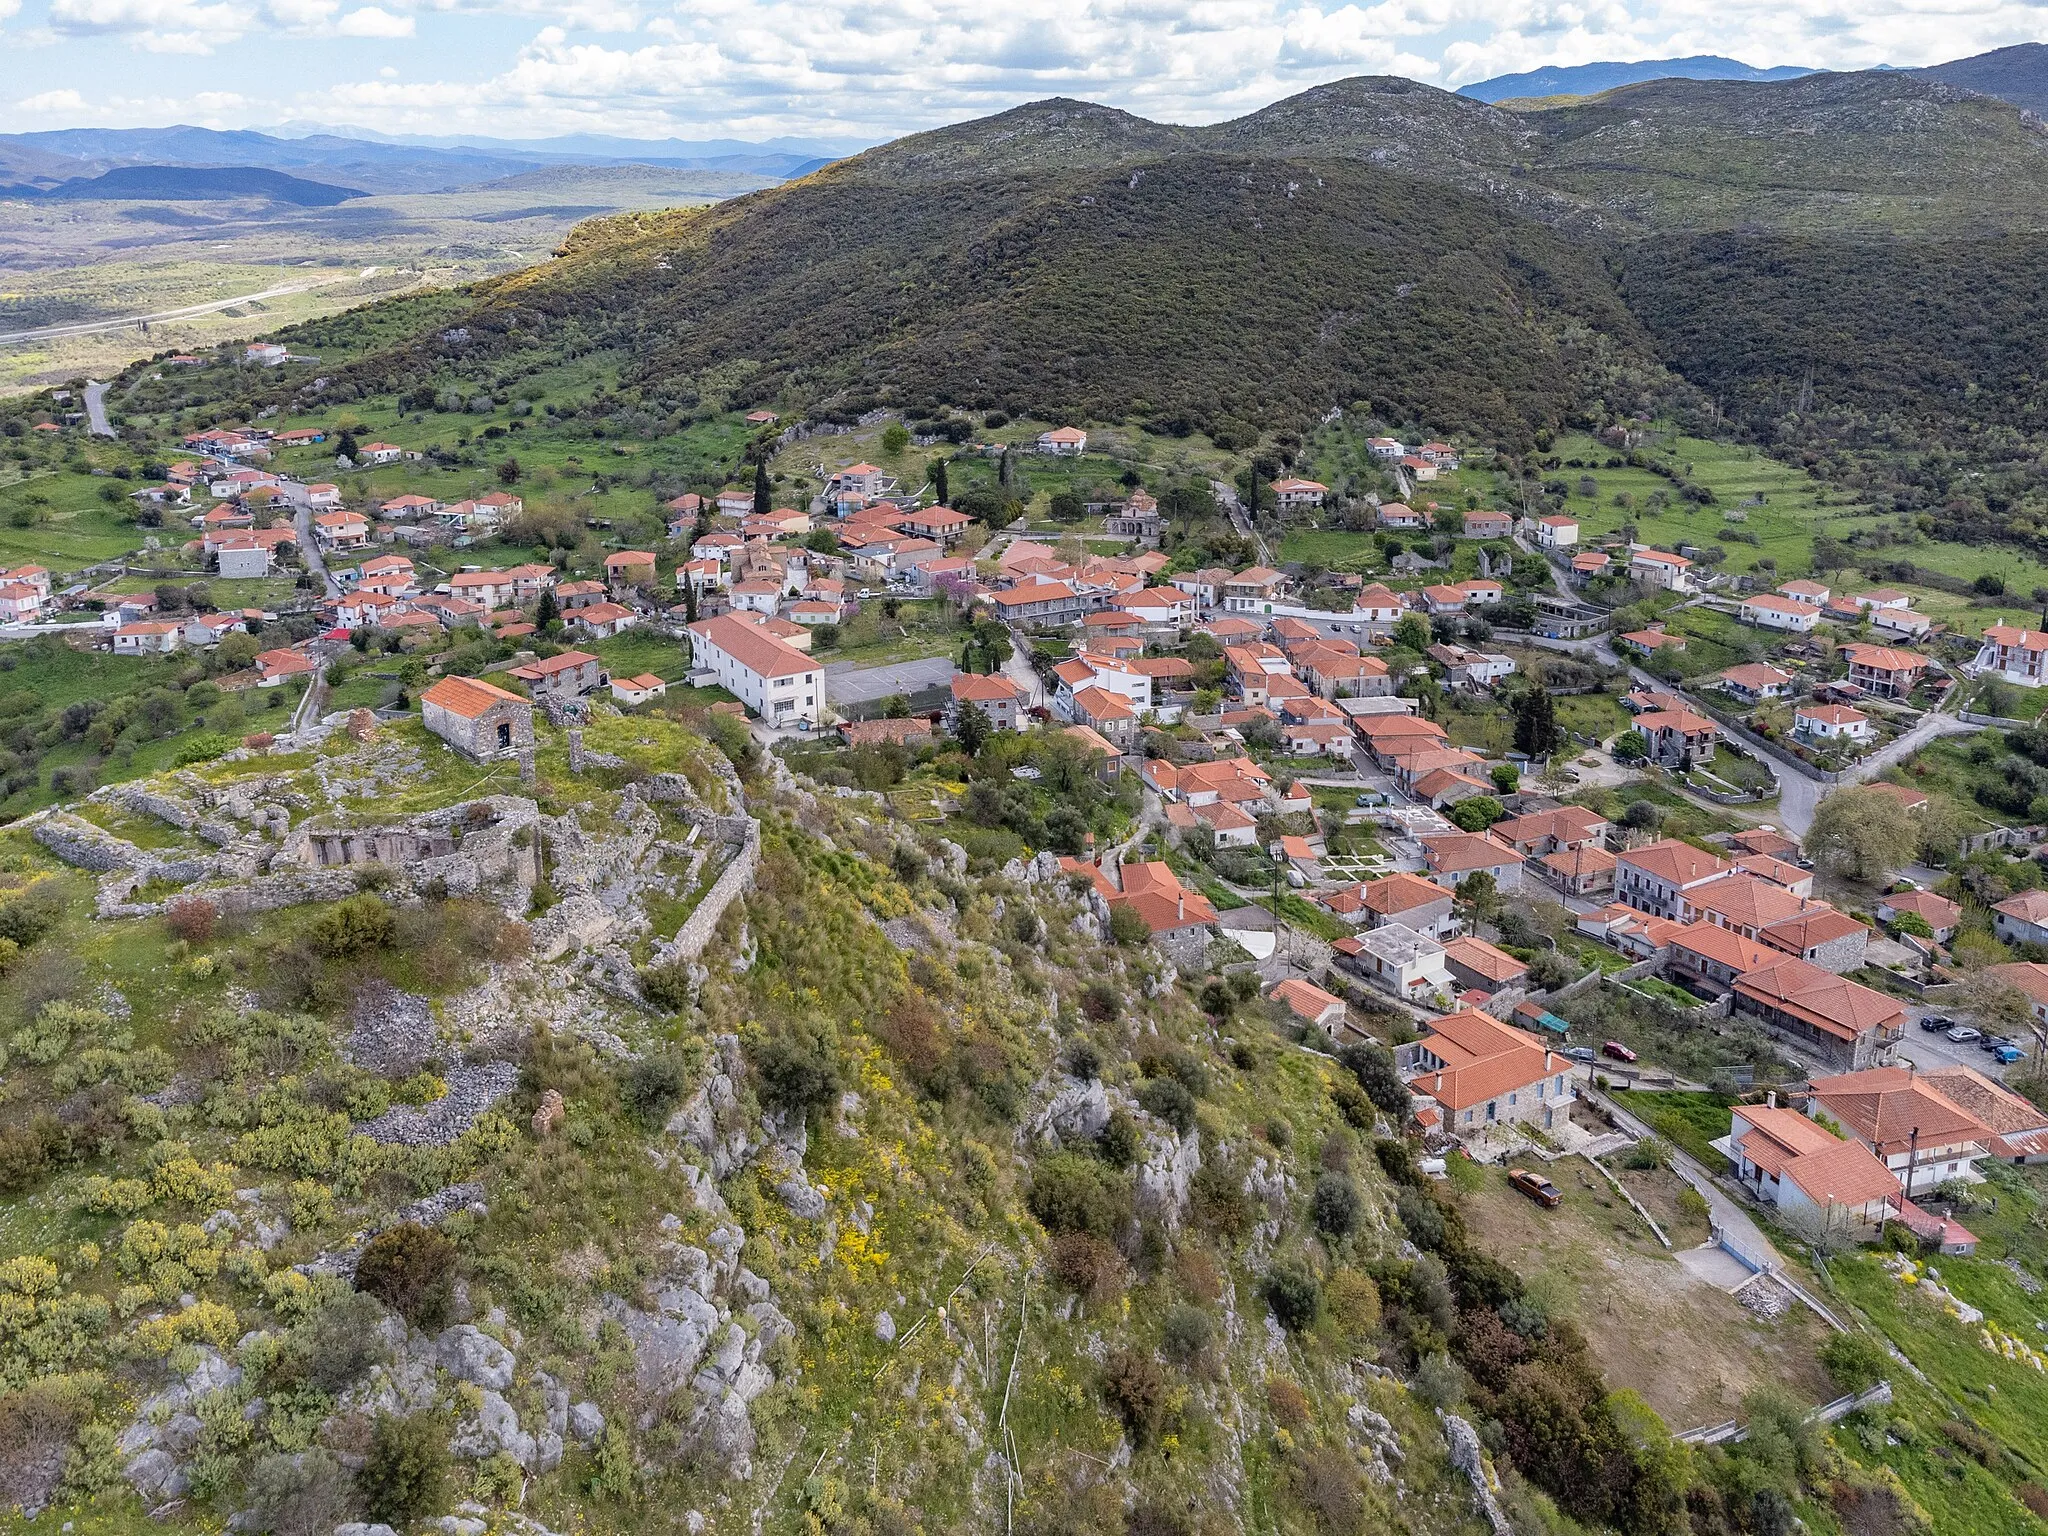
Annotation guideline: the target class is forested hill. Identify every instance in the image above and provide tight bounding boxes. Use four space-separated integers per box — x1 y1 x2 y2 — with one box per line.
282 68 2048 449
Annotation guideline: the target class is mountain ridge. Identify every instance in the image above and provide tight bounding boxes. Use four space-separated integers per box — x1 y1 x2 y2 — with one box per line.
1460 54 1815 103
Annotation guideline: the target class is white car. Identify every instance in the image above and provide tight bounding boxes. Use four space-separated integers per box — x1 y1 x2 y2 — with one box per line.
1947 1026 1982 1044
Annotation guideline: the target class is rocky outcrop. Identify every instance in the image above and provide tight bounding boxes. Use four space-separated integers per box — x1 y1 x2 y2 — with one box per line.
119 1347 244 1507
1441 1410 1515 1536
599 1225 792 1480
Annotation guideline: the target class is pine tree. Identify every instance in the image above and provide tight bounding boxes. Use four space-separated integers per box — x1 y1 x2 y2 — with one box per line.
752 458 771 519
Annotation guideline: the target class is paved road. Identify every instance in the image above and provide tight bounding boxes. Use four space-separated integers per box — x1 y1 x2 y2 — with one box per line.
1770 708 1980 837
83 380 113 437
0 276 355 345
823 654 955 706
1000 641 1045 708
291 500 340 598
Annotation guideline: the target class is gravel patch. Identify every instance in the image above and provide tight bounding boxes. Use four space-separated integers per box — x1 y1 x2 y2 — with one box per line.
347 981 440 1075
359 1062 520 1146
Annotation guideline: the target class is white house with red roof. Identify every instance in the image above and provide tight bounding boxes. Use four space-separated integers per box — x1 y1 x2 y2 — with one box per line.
1795 702 1873 742
1740 593 1820 633
1400 1011 1575 1139
1036 427 1088 456
1269 477 1326 510
1532 515 1577 549
1973 623 2048 687
687 613 824 726
1628 545 1693 591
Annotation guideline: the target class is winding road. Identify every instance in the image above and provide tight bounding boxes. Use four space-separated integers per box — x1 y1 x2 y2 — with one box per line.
0 273 369 346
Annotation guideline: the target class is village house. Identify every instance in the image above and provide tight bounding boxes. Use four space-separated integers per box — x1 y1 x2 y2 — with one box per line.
1733 959 1904 1071
573 601 639 639
1490 806 1610 857
1400 1011 1576 1138
1616 627 1686 659
1740 594 1821 633
1368 437 1405 460
508 650 605 706
1633 706 1720 766
1778 579 1830 606
1270 978 1347 1038
687 613 824 727
1629 546 1693 591
1336 924 1456 1003
1972 624 2048 687
1221 567 1290 615
1533 515 1578 549
113 620 183 654
1570 550 1611 583
1716 663 1794 703
1442 935 1528 996
1536 844 1617 897
1270 477 1327 511
1725 1103 1899 1234
1420 832 1522 890
1795 703 1874 743
357 443 405 465
1877 890 1961 944
1037 427 1088 456
313 510 370 550
1349 871 1459 938
1461 510 1512 540
1615 839 1733 921
610 674 668 707
421 675 534 762
1872 608 1934 642
604 550 658 591
1759 907 1872 973
1375 501 1427 530
986 580 1097 626
949 672 1026 732
1840 643 1928 700
1667 923 1774 992
1806 1068 1990 1194
1992 889 2048 949
1103 860 1216 941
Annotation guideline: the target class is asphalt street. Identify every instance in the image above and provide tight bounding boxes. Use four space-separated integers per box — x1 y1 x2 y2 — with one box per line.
822 654 956 706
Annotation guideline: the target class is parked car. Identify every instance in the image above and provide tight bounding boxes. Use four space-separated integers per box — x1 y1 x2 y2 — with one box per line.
1508 1168 1563 1209
1993 1044 2027 1065
1919 1015 1953 1033
1947 1026 1982 1044
1563 1046 1598 1064
1982 1036 2017 1054
1602 1041 1639 1063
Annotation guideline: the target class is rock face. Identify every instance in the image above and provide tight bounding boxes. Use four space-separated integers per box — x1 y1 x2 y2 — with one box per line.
1033 1076 1111 1146
438 1324 517 1391
358 1061 519 1147
598 1227 791 1480
119 1347 244 1505
1441 1410 1515 1536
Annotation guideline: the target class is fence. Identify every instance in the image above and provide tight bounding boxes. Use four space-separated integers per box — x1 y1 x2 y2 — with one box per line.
1959 711 2032 729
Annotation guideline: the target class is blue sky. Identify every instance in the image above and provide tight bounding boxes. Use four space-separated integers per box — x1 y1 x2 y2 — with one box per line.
3 0 2044 141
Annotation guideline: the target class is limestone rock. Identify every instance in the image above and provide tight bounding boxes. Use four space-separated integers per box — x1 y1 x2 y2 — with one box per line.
437 1324 517 1391
569 1402 606 1445
1033 1076 1111 1146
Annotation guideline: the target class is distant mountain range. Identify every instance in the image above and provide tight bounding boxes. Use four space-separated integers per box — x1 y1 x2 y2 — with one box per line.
1913 41 2048 113
0 125 848 197
1460 55 1815 103
0 164 363 205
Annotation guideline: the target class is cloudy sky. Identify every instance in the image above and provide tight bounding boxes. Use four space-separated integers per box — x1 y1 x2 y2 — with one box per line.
3 0 2044 143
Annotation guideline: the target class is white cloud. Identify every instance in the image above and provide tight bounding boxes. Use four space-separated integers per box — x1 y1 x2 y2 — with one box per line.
335 5 413 34
16 87 89 112
17 0 2048 138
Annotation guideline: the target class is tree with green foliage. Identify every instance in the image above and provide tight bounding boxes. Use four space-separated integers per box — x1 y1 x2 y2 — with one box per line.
954 701 991 757
881 423 910 455
1512 685 1563 758
1806 785 1919 881
752 457 771 518
1108 905 1152 946
358 1412 451 1528
1050 490 1083 523
497 456 521 485
535 587 559 629
1447 795 1505 831
1612 729 1648 762
930 457 950 505
881 693 911 719
1391 612 1432 654
1490 762 1520 795
336 429 359 463
811 621 839 649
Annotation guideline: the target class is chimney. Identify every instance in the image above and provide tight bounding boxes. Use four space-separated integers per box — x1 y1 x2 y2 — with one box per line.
1176 891 1185 921
1767 1089 1777 1109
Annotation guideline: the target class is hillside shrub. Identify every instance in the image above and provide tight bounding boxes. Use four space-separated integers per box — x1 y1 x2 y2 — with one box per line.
1264 1262 1321 1332
1100 1349 1167 1445
1027 1153 1131 1240
357 1413 450 1527
308 895 396 958
1311 1172 1362 1239
750 1015 842 1118
621 1053 685 1128
246 1447 354 1536
353 1223 456 1330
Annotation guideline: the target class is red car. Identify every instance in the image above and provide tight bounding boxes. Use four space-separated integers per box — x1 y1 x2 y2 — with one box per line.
1602 1041 1638 1063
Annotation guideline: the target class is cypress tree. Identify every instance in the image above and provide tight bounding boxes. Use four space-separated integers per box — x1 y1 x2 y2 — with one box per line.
752 458 771 519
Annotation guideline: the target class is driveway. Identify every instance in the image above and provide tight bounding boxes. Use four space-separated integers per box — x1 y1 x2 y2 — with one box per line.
823 654 955 707
290 499 340 598
83 380 113 437
1588 1083 1785 1272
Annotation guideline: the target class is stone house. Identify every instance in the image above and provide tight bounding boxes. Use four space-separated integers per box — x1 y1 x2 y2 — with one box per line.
422 675 535 762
